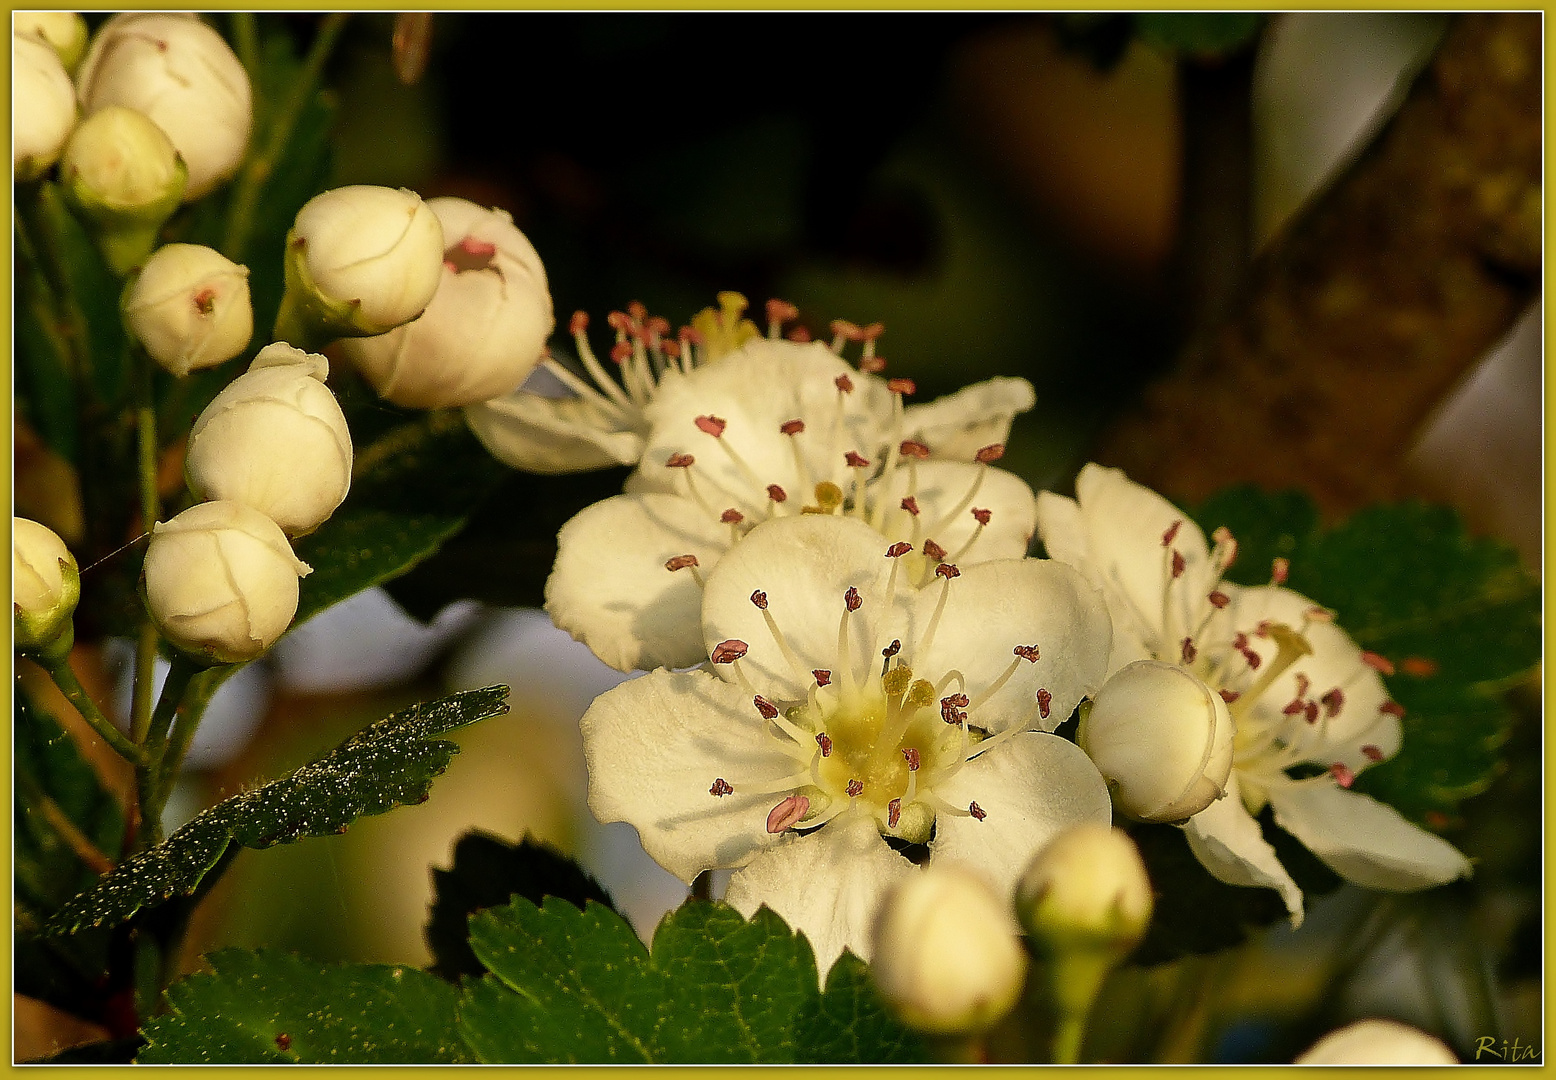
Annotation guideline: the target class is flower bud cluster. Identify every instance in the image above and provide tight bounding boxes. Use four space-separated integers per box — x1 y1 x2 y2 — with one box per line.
142 343 353 664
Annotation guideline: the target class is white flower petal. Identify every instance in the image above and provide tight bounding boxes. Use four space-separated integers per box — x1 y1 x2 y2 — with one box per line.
1182 771 1305 924
725 811 914 979
701 514 908 701
871 460 1038 563
466 390 644 474
1270 782 1472 892
902 375 1036 462
546 493 730 672
930 732 1111 901
910 559 1112 733
580 668 799 883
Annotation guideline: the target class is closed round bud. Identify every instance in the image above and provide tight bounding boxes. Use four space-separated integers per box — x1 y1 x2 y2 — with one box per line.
278 185 444 346
1016 823 1153 958
185 343 353 536
122 243 253 376
60 105 187 274
870 864 1028 1036
14 517 80 659
75 13 251 201
16 12 89 73
1078 659 1233 823
338 197 555 408
1295 1019 1457 1064
14 34 77 182
143 501 311 664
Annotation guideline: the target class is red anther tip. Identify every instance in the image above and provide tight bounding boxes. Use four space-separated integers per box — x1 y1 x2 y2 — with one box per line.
812 669 832 686
844 451 870 468
459 236 498 259
816 731 833 755
898 440 930 459
1320 688 1344 717
750 589 768 609
753 695 778 719
922 539 946 561
721 508 744 524
695 415 727 438
607 310 632 332
861 322 884 340
859 356 887 374
787 326 812 343
1329 762 1355 788
662 338 681 358
1380 700 1406 718
844 587 862 612
1013 644 1040 663
846 779 864 798
665 453 695 468
711 639 749 664
881 639 902 658
1361 744 1384 762
900 496 920 516
1401 657 1439 678
766 795 809 834
645 315 671 336
1219 689 1240 703
1303 701 1319 724
834 374 855 393
831 318 863 339
766 484 788 503
1282 699 1305 716
1171 551 1187 579
679 326 704 344
971 507 992 526
569 310 590 334
974 444 1005 463
627 300 647 320
780 419 805 436
709 778 733 797
1208 590 1230 608
887 799 901 828
935 563 961 580
1361 651 1395 676
766 298 799 322
1271 557 1290 584
664 554 699 572
885 542 913 559
902 747 920 771
1037 687 1052 719
968 801 987 821
1162 519 1183 547
609 341 633 364
443 259 460 273
1181 636 1196 664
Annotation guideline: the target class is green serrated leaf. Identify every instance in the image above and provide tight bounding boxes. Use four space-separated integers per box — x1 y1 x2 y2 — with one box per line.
138 949 469 1064
458 897 925 1064
1134 12 1265 56
41 686 509 937
425 831 616 981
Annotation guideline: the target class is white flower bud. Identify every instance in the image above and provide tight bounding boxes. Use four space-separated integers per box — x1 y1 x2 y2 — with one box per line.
870 864 1028 1037
14 33 77 182
277 185 445 346
59 105 187 274
1295 1019 1457 1064
1015 823 1153 957
122 243 253 376
1078 659 1234 823
143 501 311 664
337 197 555 408
184 343 353 537
14 517 80 659
75 13 251 201
16 12 89 73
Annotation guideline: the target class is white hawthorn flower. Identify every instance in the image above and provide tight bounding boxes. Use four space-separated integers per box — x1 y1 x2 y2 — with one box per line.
14 32 77 181
545 335 1040 673
184 343 352 536
143 500 312 664
579 513 1113 976
1295 1019 1457 1064
122 243 253 376
338 197 554 409
15 12 89 73
76 12 251 201
1036 463 1472 924
466 292 1037 477
871 863 1028 1036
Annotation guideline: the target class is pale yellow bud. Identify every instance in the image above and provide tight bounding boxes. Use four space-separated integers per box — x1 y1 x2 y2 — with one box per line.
123 243 253 376
13 33 77 181
60 105 186 274
14 517 80 658
15 12 88 73
1015 823 1153 957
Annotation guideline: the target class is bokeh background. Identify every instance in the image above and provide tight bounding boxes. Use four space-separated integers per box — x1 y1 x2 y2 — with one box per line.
17 12 1541 1063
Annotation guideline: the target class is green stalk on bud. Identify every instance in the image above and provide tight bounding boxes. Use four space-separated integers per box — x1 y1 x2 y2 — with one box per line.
1016 823 1154 1065
14 517 80 663
60 106 187 276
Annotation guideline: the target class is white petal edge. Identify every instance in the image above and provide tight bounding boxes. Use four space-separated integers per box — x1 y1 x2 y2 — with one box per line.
580 668 799 883
465 391 645 474
902 375 1036 462
1182 771 1306 925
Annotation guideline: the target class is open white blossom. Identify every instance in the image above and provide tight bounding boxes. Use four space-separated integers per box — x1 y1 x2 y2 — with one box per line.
579 513 1113 976
1037 463 1472 924
545 332 1040 672
466 292 1036 476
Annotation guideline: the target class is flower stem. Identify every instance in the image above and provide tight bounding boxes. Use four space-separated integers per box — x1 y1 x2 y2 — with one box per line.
1047 950 1113 1065
38 656 145 766
230 11 259 83
153 666 227 807
221 13 351 263
134 654 201 850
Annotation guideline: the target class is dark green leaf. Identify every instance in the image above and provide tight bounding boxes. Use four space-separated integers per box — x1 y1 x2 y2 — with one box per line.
28 1038 144 1064
34 182 131 409
1134 13 1265 56
458 897 925 1064
426 831 616 981
13 246 80 461
41 685 510 937
138 949 469 1064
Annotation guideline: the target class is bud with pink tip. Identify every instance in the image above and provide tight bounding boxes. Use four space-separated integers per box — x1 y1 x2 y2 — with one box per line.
122 243 252 376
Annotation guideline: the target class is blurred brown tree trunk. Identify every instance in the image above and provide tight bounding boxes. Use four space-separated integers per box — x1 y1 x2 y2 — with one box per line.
1096 13 1541 517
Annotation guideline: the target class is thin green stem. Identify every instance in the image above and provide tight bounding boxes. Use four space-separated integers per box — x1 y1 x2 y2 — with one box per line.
230 11 260 82
41 657 145 766
154 666 228 806
135 654 200 850
130 624 158 745
221 13 351 262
